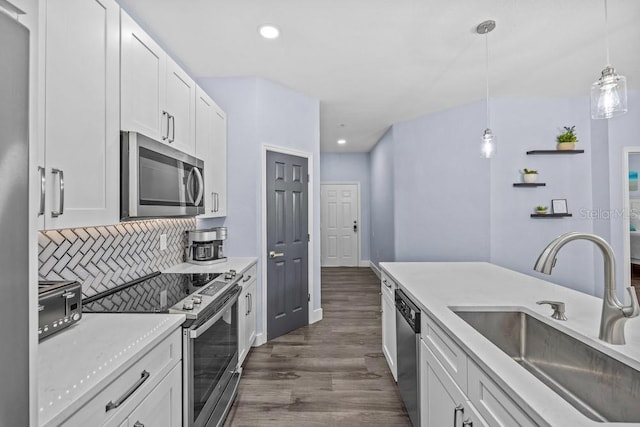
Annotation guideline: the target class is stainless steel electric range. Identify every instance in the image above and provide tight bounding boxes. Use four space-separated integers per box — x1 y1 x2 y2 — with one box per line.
83 270 242 427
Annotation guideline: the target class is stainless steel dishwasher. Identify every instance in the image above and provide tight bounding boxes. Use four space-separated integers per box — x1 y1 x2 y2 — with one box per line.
395 289 421 426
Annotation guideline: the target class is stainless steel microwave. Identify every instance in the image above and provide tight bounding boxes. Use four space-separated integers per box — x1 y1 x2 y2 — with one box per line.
121 131 204 220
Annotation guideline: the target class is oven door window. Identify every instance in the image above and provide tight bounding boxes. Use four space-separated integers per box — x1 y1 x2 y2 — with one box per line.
192 303 238 422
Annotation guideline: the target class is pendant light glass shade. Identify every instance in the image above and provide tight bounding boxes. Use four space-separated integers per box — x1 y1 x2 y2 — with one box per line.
481 128 496 159
591 65 628 119
591 0 628 119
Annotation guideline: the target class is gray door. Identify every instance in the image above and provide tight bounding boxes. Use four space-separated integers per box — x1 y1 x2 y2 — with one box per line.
266 151 309 340
0 12 30 427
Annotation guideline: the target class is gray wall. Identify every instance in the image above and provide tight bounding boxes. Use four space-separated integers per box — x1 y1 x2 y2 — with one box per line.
393 101 491 262
370 128 396 266
198 76 321 335
320 152 371 263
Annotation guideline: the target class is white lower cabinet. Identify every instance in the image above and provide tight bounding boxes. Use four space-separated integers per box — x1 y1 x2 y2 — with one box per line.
419 312 537 427
62 328 182 427
238 264 257 367
420 341 486 427
119 363 182 427
381 273 397 381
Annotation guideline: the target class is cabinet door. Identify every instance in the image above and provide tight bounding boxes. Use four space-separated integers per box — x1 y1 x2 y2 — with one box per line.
195 86 215 215
126 363 182 427
165 58 195 155
245 278 257 348
421 342 487 427
381 290 397 381
238 283 249 367
42 0 119 229
210 106 227 216
121 10 166 142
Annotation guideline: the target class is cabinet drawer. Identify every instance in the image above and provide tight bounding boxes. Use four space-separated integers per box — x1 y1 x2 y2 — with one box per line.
62 328 182 427
467 360 536 427
420 314 467 392
241 264 257 286
381 272 397 300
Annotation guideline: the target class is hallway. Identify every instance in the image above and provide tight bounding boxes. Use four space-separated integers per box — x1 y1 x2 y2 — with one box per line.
225 267 411 426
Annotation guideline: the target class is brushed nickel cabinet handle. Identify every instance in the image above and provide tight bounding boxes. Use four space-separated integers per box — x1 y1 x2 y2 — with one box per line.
51 168 64 217
162 111 169 140
38 166 45 216
133 422 145 427
169 114 175 142
105 370 150 412
454 404 464 427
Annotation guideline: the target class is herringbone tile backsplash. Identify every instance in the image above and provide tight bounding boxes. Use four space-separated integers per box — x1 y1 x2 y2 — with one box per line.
38 218 195 297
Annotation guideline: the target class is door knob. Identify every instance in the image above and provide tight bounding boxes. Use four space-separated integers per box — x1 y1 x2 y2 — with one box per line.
269 251 284 258
353 220 358 232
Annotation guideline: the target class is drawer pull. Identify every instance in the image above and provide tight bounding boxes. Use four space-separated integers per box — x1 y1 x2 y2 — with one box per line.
462 420 473 427
133 422 145 427
105 370 150 412
243 275 252 282
383 279 391 288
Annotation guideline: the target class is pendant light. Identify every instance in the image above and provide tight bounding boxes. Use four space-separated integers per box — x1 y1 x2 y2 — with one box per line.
477 20 496 158
591 0 627 119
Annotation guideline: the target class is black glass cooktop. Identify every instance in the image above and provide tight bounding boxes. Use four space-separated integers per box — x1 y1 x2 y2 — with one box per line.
83 272 222 313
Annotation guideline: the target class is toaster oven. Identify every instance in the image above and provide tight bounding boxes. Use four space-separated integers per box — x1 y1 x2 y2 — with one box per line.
38 280 82 341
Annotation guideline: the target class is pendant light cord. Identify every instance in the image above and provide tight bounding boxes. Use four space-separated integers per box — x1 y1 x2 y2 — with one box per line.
485 32 490 128
604 0 611 65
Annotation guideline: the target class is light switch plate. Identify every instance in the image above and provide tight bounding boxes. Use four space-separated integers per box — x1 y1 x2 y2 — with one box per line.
159 234 167 251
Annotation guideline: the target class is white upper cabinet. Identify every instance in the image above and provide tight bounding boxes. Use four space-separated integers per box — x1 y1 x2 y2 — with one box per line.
195 86 227 218
120 10 195 156
38 0 120 230
165 57 196 154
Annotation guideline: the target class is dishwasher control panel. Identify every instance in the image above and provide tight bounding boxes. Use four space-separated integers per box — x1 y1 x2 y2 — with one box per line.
395 289 421 333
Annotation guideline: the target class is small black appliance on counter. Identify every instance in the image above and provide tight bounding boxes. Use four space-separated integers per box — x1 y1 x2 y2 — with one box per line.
38 280 82 341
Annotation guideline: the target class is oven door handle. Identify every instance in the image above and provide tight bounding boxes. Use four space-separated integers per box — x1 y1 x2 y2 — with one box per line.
189 292 239 339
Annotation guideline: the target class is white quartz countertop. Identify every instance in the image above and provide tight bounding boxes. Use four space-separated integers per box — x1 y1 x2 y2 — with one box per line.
380 262 640 427
38 313 185 426
163 257 257 275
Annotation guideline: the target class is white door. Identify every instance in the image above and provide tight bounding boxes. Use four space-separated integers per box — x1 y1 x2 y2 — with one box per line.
321 183 359 267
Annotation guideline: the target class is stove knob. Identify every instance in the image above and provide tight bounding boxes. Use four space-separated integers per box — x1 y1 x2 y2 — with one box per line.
192 296 202 305
72 313 81 321
183 300 195 310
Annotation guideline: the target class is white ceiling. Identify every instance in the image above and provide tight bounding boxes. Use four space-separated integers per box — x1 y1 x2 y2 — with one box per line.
117 0 640 153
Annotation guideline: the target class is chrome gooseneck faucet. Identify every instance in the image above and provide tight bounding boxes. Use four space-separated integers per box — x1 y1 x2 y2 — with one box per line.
534 232 640 344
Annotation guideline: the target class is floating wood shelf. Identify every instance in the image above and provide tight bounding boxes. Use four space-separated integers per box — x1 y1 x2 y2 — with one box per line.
526 150 584 155
513 183 546 187
530 213 573 218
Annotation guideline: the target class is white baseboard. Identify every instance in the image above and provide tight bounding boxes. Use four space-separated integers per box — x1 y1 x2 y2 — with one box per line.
253 332 267 347
359 259 370 267
369 261 381 278
310 307 323 324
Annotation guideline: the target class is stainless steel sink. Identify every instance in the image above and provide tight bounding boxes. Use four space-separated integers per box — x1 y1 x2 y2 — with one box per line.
454 309 640 423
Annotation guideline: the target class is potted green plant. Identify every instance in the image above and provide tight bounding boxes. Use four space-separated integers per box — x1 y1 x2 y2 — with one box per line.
522 168 538 183
535 205 548 214
557 125 578 151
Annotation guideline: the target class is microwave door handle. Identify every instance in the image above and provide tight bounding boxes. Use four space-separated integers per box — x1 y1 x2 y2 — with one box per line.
193 167 204 206
185 167 195 205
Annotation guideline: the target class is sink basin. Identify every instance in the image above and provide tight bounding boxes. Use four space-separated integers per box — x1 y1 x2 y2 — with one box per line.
454 309 640 423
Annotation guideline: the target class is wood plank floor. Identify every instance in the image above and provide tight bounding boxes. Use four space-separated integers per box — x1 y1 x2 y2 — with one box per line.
224 267 411 426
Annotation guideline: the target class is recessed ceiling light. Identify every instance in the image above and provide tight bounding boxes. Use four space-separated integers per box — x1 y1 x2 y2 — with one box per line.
337 139 347 145
258 24 280 39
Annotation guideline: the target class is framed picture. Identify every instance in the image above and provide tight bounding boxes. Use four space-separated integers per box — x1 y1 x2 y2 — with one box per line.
552 199 568 214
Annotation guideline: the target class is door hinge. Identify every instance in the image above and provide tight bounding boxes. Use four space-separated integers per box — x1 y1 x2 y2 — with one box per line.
308 293 311 302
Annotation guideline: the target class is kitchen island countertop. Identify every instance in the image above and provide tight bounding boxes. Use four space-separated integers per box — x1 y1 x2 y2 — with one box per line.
380 261 640 427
